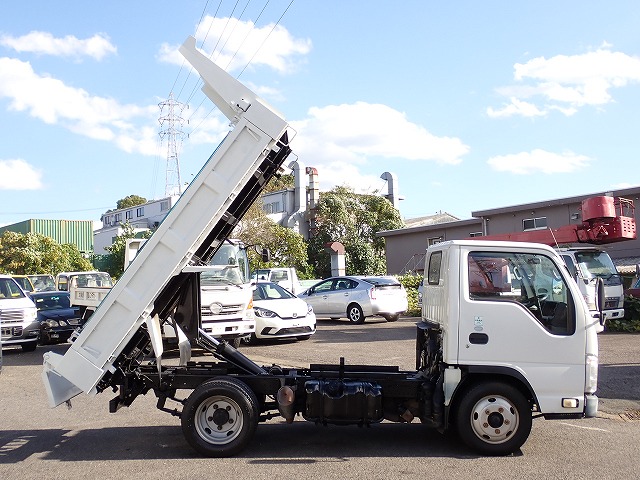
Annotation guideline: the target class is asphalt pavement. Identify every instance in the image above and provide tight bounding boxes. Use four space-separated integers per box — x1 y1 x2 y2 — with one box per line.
1 319 639 480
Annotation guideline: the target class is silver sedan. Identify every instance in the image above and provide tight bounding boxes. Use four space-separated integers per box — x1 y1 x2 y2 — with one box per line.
298 276 408 324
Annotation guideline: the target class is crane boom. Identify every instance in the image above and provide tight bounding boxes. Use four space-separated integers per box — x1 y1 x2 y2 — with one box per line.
479 196 636 246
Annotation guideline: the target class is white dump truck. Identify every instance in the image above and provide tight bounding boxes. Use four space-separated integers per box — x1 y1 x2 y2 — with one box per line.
42 36 602 458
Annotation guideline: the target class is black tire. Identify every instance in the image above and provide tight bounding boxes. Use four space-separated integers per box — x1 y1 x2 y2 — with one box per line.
229 337 242 349
181 377 259 457
455 381 532 456
383 313 400 322
347 303 365 324
22 340 38 352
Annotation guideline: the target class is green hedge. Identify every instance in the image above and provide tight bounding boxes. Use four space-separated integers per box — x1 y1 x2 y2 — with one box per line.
397 273 422 317
606 296 640 332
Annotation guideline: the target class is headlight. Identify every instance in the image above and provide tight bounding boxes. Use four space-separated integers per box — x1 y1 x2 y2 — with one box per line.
254 307 277 318
45 320 60 328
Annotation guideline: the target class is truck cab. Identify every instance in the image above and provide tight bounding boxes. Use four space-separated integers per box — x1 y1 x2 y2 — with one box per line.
255 267 302 294
556 246 624 327
422 240 599 431
56 271 114 322
187 240 256 348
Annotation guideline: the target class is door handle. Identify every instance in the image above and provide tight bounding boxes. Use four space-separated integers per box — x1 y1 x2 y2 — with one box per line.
469 333 489 344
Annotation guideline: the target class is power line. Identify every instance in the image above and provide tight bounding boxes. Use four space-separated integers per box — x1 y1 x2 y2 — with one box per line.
237 0 294 78
169 0 215 98
177 0 296 140
3 207 114 215
185 0 243 105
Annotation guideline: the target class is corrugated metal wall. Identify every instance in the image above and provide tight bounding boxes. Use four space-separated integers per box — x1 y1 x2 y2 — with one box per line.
0 219 94 253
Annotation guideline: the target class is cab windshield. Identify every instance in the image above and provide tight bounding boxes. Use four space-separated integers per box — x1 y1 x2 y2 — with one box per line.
0 278 26 299
574 251 622 286
75 273 113 288
204 243 250 285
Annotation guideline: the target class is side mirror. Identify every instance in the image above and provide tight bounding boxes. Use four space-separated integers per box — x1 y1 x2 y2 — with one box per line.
595 277 605 326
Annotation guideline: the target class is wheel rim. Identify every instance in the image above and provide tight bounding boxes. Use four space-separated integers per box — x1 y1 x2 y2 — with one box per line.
469 395 519 444
349 307 361 322
194 395 244 445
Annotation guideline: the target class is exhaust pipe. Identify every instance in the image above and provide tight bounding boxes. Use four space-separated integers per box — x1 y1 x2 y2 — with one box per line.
277 386 296 423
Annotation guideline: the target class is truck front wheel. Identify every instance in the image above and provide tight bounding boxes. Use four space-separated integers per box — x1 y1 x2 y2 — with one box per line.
181 378 259 457
455 381 532 456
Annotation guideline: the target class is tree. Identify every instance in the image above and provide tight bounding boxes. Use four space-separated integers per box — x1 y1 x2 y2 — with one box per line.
0 231 92 274
307 186 404 278
249 223 312 278
233 194 313 278
265 173 294 192
103 222 152 279
116 195 147 210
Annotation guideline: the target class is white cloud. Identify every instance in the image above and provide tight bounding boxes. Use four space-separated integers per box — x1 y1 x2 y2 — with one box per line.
0 31 117 60
0 57 159 156
287 102 469 192
0 159 42 190
159 17 311 74
487 149 591 175
489 45 640 117
487 97 547 118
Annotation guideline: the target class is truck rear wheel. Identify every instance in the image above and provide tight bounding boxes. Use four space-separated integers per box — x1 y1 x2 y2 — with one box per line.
455 381 531 456
181 377 259 457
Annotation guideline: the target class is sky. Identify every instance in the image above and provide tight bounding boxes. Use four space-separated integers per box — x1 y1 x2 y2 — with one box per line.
1 1 639 230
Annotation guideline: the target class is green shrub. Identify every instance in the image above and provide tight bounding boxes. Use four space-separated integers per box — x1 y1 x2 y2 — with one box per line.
606 296 640 332
397 273 422 317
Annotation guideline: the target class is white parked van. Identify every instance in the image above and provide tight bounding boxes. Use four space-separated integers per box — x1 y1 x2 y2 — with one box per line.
0 275 39 351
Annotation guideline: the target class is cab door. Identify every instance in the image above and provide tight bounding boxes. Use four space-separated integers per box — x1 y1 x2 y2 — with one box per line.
457 249 586 415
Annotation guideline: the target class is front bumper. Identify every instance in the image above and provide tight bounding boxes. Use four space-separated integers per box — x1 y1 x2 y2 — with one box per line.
1 321 40 346
585 394 599 418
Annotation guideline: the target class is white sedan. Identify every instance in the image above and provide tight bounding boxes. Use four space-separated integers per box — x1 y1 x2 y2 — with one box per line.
251 282 316 341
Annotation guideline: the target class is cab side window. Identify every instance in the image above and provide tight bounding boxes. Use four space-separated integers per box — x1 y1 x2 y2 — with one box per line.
427 252 442 286
468 251 575 335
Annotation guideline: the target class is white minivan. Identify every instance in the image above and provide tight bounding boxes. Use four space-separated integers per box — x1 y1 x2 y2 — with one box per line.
0 275 39 352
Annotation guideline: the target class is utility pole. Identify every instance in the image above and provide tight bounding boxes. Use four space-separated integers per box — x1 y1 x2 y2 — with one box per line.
158 93 187 197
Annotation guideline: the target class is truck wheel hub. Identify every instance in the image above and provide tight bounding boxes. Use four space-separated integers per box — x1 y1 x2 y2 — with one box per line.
471 395 519 444
211 405 231 426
